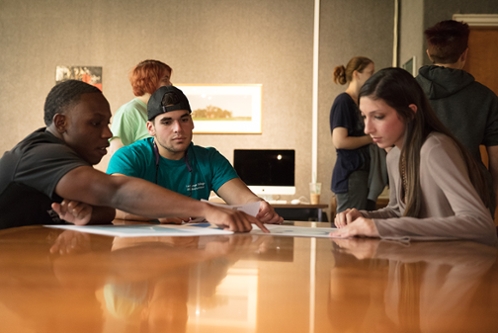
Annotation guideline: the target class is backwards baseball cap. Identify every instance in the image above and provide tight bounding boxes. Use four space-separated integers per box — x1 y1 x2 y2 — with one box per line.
147 85 192 120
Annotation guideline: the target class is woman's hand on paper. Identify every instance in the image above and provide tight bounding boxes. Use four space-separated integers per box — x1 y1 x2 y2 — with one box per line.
331 208 379 238
333 208 363 228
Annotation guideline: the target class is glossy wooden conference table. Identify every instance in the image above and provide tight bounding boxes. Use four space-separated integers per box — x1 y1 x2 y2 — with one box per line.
1 221 498 333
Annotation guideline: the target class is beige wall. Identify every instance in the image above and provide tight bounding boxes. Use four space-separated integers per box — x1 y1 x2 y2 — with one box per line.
0 0 393 215
318 0 393 211
1 0 496 219
399 0 424 71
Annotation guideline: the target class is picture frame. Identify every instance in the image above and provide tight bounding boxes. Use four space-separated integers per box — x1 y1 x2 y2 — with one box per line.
401 56 417 76
55 66 103 90
175 84 262 134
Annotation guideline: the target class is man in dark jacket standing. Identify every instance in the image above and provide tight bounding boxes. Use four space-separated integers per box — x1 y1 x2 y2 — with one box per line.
416 19 498 214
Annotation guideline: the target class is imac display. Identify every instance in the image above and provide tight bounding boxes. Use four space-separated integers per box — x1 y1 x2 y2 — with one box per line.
233 149 295 199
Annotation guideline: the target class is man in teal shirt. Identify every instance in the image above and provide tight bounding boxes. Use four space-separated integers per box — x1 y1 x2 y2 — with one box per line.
107 85 282 224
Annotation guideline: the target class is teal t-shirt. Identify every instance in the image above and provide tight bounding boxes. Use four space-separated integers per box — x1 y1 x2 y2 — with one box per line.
106 138 238 200
110 98 150 146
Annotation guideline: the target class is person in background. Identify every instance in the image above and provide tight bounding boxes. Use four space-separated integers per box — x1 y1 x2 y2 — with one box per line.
415 19 498 215
330 56 376 214
109 59 172 155
331 67 497 246
0 79 268 233
107 85 283 225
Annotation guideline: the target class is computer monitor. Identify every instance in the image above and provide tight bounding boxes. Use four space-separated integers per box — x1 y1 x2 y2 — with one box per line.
233 149 296 198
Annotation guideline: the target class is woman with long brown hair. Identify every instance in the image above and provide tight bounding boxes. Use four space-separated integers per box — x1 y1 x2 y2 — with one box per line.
332 67 497 246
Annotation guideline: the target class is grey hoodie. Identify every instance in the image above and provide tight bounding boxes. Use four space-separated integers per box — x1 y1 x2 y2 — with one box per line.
416 65 498 161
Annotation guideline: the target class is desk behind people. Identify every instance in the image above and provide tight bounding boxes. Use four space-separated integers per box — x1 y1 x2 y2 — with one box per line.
271 203 329 221
1 221 498 333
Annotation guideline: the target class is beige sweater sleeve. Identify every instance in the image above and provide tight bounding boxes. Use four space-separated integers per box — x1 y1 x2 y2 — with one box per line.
363 134 497 246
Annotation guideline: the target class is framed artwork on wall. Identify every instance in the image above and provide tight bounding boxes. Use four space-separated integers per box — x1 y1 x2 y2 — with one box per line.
175 84 262 134
401 56 417 76
55 66 103 90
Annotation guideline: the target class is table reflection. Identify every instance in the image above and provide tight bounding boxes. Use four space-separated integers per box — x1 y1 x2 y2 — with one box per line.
1 224 498 333
0 227 278 333
329 238 498 333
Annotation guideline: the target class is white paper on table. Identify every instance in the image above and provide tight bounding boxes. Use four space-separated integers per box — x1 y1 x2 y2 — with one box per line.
201 199 261 217
44 201 261 237
44 223 233 237
251 224 338 238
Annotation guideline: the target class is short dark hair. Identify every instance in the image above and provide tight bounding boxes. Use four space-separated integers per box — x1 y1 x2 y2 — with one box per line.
425 20 469 64
44 80 102 126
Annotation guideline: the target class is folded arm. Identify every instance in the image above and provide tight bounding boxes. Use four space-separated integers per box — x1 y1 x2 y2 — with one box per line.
332 127 372 150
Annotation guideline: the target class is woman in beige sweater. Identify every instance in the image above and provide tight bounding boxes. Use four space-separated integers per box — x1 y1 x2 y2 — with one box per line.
331 67 497 246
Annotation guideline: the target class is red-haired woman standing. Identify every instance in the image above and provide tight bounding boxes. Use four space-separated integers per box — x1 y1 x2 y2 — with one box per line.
109 60 172 155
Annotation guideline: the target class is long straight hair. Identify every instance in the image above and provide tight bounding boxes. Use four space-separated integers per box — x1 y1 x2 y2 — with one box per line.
359 67 490 216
